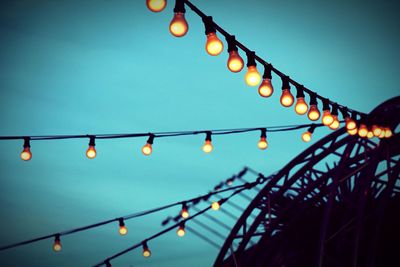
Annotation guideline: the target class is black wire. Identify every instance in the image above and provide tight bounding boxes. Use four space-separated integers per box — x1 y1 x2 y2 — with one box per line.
183 0 366 118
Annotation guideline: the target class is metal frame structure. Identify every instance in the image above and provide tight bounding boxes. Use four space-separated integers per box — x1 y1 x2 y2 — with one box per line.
214 97 400 267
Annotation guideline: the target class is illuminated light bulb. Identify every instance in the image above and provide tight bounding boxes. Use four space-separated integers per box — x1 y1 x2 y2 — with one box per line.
372 125 382 137
257 129 268 150
347 127 358 135
258 79 274 97
180 203 189 219
345 117 357 130
176 223 185 237
211 201 220 211
142 134 155 156
280 77 294 107
245 51 261 86
205 32 223 56
86 136 97 159
53 234 62 252
295 97 308 115
308 105 320 121
378 129 386 139
202 132 213 153
227 50 244 73
118 219 128 236
302 131 312 142
169 13 188 37
226 178 234 186
142 242 151 258
321 110 333 126
329 117 340 130
146 0 167 12
384 128 393 138
358 124 368 138
20 137 32 161
367 131 374 139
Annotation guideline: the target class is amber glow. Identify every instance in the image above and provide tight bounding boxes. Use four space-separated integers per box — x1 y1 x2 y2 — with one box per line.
205 32 223 56
308 105 320 121
169 13 188 37
378 129 386 138
146 0 167 12
211 201 220 211
367 131 374 139
202 140 213 153
258 79 274 98
295 97 308 115
372 125 382 137
143 247 151 258
345 118 357 130
302 131 312 142
20 147 32 161
119 225 128 236
329 116 340 130
347 128 358 135
280 89 294 107
384 128 393 138
322 110 334 126
227 51 244 72
358 124 368 137
257 137 268 150
181 208 189 219
177 226 185 237
245 65 261 86
142 143 153 156
86 145 96 159
53 240 62 252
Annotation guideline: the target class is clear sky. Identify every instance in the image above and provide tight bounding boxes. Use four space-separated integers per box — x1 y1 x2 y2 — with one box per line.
0 0 399 266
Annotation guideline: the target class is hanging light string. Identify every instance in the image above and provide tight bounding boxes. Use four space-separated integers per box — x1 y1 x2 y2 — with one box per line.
92 179 265 267
0 168 261 252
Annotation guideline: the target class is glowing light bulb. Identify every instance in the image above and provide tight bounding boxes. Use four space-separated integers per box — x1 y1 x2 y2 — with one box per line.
367 131 374 139
329 116 340 130
146 0 167 12
181 204 189 219
211 201 221 211
308 105 320 121
347 128 358 135
227 50 244 72
258 79 274 98
345 117 357 130
372 125 382 137
358 124 368 138
202 132 213 153
20 138 32 161
280 89 294 107
295 97 308 115
384 128 393 138
118 219 128 236
245 65 261 86
142 143 152 156
86 146 96 159
169 13 188 37
177 224 185 237
378 129 386 139
205 32 223 56
53 235 62 252
257 137 268 150
322 110 334 126
142 243 151 258
302 131 312 142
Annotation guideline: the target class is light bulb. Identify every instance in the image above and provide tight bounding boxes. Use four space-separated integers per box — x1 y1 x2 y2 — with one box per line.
280 89 294 107
177 224 185 237
258 79 274 98
358 124 368 137
347 128 358 135
227 50 244 72
142 243 151 258
181 204 189 219
308 105 320 121
118 219 128 236
169 13 188 37
211 201 220 211
295 97 308 115
53 235 62 252
379 129 386 139
20 147 32 161
345 117 357 130
367 131 374 139
372 125 382 137
142 143 152 156
202 140 213 153
205 32 223 56
329 116 340 130
257 137 268 150
322 110 334 126
302 131 312 142
245 65 261 86
146 0 167 12
86 145 96 159
384 128 393 138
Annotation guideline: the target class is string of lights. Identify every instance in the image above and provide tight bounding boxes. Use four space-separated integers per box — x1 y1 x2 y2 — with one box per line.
0 168 261 252
0 123 346 161
145 0 394 139
92 179 264 267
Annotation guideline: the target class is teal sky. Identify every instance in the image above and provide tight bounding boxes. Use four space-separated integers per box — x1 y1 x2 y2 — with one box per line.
0 0 399 266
